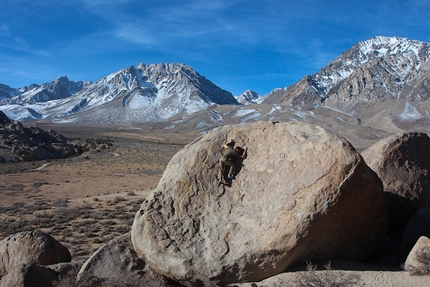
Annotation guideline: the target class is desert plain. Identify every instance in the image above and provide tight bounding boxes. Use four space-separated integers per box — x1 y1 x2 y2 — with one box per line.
0 122 429 286
0 123 186 260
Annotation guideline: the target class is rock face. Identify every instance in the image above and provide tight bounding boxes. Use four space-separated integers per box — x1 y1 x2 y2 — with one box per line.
132 121 385 286
0 230 71 278
76 232 177 286
361 132 430 236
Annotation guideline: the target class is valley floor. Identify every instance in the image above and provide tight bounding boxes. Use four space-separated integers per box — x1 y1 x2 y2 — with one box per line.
0 125 185 260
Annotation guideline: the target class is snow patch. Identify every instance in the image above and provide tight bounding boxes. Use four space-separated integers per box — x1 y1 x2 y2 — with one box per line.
322 106 355 117
233 108 257 118
2 105 42 121
399 102 422 120
293 110 309 122
195 120 208 128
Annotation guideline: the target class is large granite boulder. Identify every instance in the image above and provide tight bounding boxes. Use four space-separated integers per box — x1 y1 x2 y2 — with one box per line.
132 121 385 286
0 230 71 278
361 132 430 236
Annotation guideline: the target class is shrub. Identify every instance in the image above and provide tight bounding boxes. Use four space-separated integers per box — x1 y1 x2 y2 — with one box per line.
281 262 363 287
56 271 173 287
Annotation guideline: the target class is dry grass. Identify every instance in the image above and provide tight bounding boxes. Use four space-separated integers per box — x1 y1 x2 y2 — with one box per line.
55 268 178 287
0 195 143 260
277 262 364 287
0 134 183 261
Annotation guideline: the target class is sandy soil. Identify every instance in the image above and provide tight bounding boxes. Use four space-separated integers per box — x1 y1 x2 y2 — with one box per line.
0 124 429 286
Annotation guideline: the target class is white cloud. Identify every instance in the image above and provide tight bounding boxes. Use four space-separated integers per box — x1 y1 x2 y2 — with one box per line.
114 25 158 45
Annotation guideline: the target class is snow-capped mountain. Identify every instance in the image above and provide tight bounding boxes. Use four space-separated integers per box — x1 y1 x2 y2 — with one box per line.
262 36 430 108
2 37 430 138
1 77 90 104
183 36 430 137
0 63 238 122
236 89 264 105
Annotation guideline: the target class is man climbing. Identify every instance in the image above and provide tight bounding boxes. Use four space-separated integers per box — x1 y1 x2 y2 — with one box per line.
218 138 248 184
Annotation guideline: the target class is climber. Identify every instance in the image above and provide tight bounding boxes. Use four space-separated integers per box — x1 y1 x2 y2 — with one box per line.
218 139 248 184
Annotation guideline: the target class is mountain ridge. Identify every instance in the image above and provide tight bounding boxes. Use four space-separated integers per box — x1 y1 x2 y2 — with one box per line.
1 36 430 139
262 36 430 108
0 63 238 123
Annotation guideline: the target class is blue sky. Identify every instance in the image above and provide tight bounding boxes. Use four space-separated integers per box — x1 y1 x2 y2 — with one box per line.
1 0 429 96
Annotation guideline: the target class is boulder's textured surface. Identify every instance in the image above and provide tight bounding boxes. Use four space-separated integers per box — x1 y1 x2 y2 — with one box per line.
404 236 430 275
132 121 385 286
0 264 58 287
76 232 177 286
0 261 83 287
0 230 71 278
362 132 430 236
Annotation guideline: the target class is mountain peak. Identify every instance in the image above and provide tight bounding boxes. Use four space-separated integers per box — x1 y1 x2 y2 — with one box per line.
236 89 263 105
262 36 430 108
357 36 429 58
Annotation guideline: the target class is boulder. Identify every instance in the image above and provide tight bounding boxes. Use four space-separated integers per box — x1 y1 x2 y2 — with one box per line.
0 230 71 278
76 232 178 286
404 236 430 275
132 121 385 286
0 264 57 287
0 261 83 287
401 207 430 258
361 132 430 236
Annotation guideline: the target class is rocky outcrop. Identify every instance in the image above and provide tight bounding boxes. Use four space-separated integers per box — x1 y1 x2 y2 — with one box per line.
0 113 85 163
362 132 430 236
76 232 178 286
132 121 385 286
404 236 430 275
0 230 71 278
0 111 10 125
